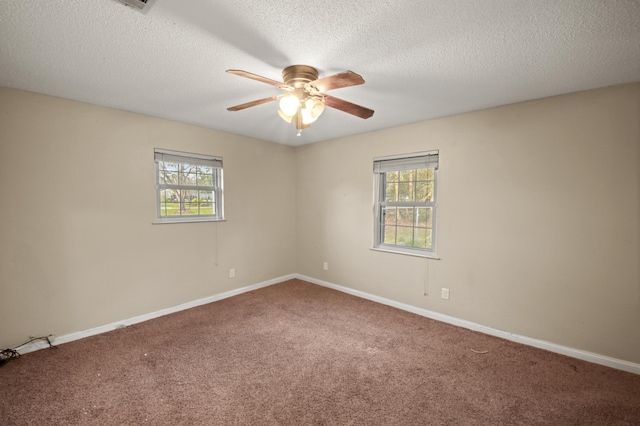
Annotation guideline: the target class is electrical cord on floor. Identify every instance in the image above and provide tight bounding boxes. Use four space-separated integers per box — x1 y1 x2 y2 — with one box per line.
0 348 20 367
0 335 57 368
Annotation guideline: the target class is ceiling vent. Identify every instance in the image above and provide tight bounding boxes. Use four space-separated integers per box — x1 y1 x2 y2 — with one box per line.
115 0 149 11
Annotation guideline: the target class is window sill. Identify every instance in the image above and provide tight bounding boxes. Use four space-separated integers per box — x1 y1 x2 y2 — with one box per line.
370 246 440 260
153 218 226 225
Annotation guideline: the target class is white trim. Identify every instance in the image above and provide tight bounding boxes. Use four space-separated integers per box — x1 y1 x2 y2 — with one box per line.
370 247 440 259
152 218 226 225
17 274 296 355
17 272 640 376
295 274 640 375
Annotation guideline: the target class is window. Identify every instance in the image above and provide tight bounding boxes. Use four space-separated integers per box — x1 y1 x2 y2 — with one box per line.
373 151 438 257
154 149 224 223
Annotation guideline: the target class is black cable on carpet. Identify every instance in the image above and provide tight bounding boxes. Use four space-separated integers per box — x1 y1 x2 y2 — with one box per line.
0 336 56 368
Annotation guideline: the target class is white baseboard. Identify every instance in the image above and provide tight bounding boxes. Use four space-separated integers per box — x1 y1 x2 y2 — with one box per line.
18 272 639 375
17 274 297 355
296 274 640 376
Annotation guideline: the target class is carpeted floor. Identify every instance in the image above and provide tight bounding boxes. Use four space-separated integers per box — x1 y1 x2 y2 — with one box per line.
1 279 639 425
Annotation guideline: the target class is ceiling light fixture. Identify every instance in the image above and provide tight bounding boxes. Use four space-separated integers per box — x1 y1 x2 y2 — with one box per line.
277 92 326 135
226 65 374 136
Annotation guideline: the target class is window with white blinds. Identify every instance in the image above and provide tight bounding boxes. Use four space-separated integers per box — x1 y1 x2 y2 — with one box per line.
154 149 224 223
373 151 438 257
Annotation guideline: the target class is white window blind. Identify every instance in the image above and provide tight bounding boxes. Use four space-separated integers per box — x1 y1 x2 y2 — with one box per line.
154 150 222 169
373 152 439 174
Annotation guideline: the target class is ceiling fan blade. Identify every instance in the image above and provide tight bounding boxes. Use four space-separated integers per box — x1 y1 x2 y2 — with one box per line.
307 71 365 93
226 69 290 89
227 96 278 111
323 94 374 119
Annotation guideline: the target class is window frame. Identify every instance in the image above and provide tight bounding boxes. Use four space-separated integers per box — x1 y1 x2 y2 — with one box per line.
153 148 224 224
373 151 439 258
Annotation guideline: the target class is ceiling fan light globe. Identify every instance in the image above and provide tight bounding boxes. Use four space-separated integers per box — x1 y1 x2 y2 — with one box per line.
279 95 299 116
277 109 293 123
306 98 325 118
301 108 318 125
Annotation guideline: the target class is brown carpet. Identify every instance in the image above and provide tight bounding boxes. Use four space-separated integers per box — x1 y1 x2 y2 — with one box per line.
1 279 639 425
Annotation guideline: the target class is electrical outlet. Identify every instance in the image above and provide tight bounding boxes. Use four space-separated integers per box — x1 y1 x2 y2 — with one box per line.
229 268 235 278
323 262 329 271
441 288 450 300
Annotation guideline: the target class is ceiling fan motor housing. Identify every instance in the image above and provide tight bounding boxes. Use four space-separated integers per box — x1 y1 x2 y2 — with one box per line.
282 65 319 88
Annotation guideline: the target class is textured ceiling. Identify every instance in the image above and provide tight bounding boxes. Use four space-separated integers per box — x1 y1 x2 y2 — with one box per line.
1 0 639 146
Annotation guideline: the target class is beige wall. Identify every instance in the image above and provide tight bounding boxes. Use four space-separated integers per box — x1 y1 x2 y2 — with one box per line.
2 83 639 366
296 83 640 364
0 88 297 348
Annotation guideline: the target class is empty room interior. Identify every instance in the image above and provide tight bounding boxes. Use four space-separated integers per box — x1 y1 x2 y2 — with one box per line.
1 0 639 424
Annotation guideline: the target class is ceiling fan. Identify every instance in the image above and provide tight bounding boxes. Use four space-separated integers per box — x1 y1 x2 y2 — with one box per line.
226 65 374 136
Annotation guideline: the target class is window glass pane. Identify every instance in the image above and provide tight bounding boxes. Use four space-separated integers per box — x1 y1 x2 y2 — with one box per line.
383 225 396 245
197 170 213 186
415 182 427 202
197 190 214 215
396 226 414 247
383 206 397 225
159 189 179 217
385 183 397 202
417 168 434 181
386 171 398 182
173 190 187 215
178 169 187 184
163 162 179 172
180 190 200 215
160 163 179 185
168 172 179 184
414 227 428 249
416 207 433 228
416 181 434 202
160 189 199 216
398 182 413 201
179 169 197 185
425 229 433 250
399 170 414 182
397 207 414 226
197 190 214 202
199 201 213 215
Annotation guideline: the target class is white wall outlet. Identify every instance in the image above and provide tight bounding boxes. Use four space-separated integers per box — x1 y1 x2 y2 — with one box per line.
323 262 328 271
229 268 235 278
441 288 450 300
